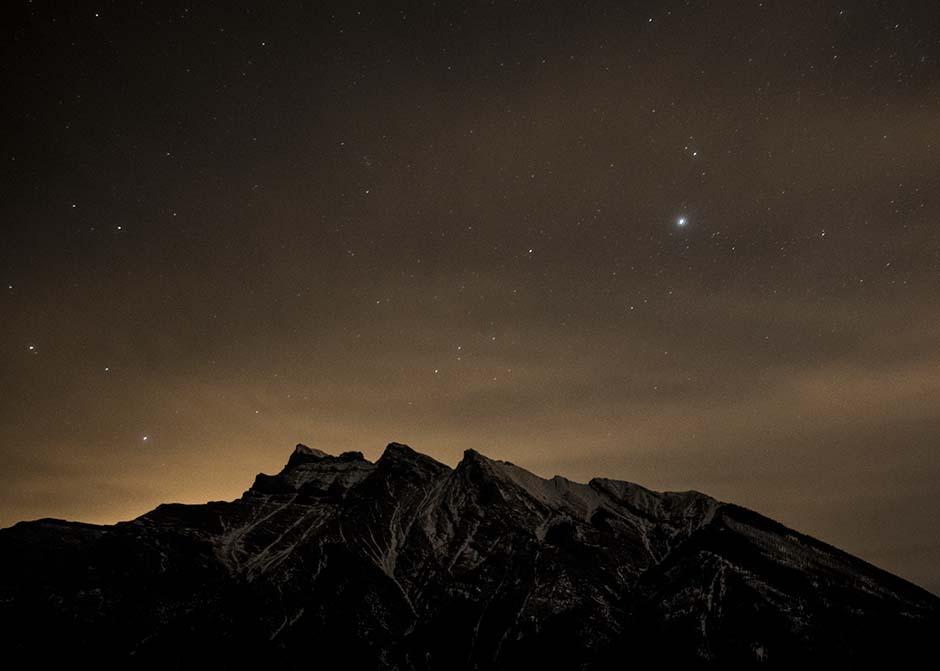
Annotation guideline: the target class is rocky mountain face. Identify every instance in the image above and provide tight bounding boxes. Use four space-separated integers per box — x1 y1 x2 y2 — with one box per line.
1 443 937 668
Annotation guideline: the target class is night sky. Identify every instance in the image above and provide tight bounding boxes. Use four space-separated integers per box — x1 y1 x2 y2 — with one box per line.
2 1 939 594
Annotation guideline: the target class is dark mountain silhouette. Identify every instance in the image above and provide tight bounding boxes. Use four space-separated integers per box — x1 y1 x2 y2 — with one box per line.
1 442 937 668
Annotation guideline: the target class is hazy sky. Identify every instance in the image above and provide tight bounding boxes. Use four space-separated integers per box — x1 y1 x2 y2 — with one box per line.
2 1 939 594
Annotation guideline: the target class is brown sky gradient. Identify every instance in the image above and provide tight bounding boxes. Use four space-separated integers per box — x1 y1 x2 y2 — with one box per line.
2 1 939 595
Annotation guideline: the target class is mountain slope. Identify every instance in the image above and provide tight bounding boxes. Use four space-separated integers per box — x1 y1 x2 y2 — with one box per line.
1 442 937 668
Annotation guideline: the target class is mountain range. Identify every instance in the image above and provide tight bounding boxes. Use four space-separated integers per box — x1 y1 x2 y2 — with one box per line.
1 442 937 667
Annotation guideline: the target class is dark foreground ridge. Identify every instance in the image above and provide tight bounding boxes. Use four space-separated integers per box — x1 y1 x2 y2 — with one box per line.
2 443 937 668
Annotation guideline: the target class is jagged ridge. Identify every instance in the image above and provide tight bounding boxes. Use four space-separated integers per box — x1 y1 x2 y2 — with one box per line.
1 442 937 668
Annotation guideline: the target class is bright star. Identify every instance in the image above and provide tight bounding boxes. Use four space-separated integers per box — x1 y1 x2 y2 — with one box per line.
677 216 688 227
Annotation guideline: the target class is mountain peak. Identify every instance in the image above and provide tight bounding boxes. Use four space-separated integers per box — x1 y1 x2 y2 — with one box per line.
286 442 330 467
378 442 451 478
380 441 418 459
459 447 503 467
248 443 373 495
2 439 937 666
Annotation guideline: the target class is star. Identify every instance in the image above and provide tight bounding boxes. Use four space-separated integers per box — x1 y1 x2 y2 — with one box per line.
677 216 688 227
